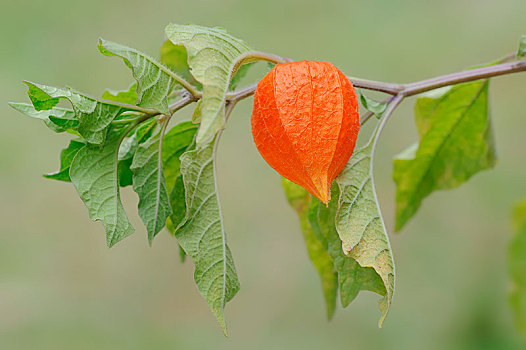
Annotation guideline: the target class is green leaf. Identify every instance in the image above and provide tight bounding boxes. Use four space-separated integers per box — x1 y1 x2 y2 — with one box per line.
118 157 133 187
393 80 496 230
161 121 198 231
160 40 202 89
165 24 252 144
131 126 173 244
282 178 338 320
178 244 187 262
176 136 239 334
162 121 199 192
229 62 254 90
117 119 158 188
168 174 187 230
509 198 526 336
44 139 85 181
360 94 387 119
165 212 187 263
192 99 202 124
334 138 395 326
48 115 79 130
70 135 135 247
102 83 138 105
99 39 184 115
517 34 526 59
9 102 76 133
309 193 387 312
24 81 133 144
119 118 157 161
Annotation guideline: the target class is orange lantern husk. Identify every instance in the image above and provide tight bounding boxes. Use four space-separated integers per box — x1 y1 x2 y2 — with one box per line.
251 60 360 204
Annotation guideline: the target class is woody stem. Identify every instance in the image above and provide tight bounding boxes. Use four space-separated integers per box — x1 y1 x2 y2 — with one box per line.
227 58 526 104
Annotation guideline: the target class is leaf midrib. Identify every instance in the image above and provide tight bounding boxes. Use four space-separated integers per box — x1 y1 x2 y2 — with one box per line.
403 81 487 210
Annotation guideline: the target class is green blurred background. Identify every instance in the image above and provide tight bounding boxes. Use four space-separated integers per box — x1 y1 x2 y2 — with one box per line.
1 0 525 349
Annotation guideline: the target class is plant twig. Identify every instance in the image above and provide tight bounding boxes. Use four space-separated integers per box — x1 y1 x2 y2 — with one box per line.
400 59 526 96
226 58 526 105
134 56 526 131
169 93 195 115
372 94 404 152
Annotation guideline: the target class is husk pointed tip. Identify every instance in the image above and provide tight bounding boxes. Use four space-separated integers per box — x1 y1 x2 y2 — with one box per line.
311 188 330 206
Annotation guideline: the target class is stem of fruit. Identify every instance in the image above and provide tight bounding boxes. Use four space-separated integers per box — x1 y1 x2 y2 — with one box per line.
371 95 404 152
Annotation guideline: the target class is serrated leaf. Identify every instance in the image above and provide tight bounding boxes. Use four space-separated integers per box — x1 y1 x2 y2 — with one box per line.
9 102 76 133
360 94 387 119
176 136 239 334
334 139 395 326
131 127 173 244
44 139 85 181
70 135 135 247
165 24 252 144
509 198 526 336
517 35 526 59
102 83 138 105
282 178 337 320
24 81 135 144
393 80 496 230
99 39 183 115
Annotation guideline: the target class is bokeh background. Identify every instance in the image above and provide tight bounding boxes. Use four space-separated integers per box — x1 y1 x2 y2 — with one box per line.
1 0 526 349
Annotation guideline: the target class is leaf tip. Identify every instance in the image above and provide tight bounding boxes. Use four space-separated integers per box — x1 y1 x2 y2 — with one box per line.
23 80 35 89
377 309 389 329
394 215 406 233
98 38 110 56
327 308 336 321
219 319 229 337
7 101 18 110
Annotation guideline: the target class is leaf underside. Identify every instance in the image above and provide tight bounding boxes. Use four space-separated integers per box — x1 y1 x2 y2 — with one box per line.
282 137 396 327
70 136 134 247
176 136 239 334
131 128 172 244
165 23 252 144
24 81 127 144
9 102 77 133
334 139 395 326
99 38 180 115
